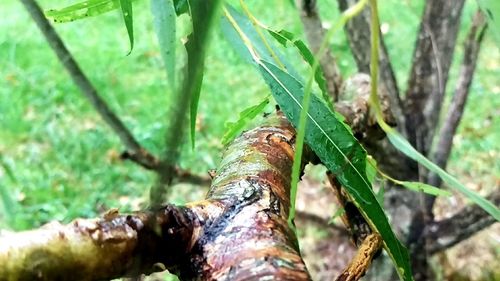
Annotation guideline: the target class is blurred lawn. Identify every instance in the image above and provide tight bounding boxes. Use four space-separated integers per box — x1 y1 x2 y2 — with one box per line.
0 0 498 232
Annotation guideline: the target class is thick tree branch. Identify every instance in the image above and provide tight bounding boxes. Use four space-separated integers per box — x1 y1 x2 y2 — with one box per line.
337 0 404 131
405 13 488 279
297 0 343 101
19 0 159 171
404 0 465 156
424 189 499 255
0 112 312 280
425 11 487 213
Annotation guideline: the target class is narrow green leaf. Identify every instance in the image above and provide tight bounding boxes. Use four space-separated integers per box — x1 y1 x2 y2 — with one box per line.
222 97 269 145
220 5 302 80
187 0 222 148
119 0 134 53
222 5 412 279
366 155 377 184
151 0 176 87
385 129 500 220
267 29 332 107
45 0 121 23
399 181 452 197
258 60 412 281
478 0 500 45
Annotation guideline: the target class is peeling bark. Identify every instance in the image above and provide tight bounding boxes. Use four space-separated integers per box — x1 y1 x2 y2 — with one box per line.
0 113 311 281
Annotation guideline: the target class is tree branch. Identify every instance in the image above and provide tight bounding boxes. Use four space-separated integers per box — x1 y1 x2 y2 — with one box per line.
297 0 343 101
425 11 488 213
19 0 160 171
404 0 465 156
0 112 312 280
337 0 404 132
424 189 499 255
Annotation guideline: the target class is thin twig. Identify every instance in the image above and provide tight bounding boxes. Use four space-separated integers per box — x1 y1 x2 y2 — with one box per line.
425 11 488 214
297 0 343 101
19 0 159 170
424 188 499 255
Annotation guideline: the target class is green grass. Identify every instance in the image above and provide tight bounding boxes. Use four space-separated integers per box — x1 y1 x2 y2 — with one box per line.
0 0 498 234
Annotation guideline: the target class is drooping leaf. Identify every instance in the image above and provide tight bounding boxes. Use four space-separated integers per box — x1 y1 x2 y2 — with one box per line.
45 0 122 22
384 128 500 219
119 0 134 53
258 60 412 281
477 0 500 45
368 0 499 221
399 181 452 197
222 5 412 279
267 29 332 107
151 0 176 87
222 97 270 145
220 5 302 80
187 0 222 148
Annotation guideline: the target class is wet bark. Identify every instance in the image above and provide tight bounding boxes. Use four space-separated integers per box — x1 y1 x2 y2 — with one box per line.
0 113 311 281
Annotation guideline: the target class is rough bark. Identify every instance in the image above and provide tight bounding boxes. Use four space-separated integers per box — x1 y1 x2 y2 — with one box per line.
297 0 343 101
0 113 311 281
425 11 487 214
406 10 487 281
404 0 465 157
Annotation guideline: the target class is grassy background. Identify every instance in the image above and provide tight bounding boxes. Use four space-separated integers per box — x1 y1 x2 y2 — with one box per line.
0 0 498 278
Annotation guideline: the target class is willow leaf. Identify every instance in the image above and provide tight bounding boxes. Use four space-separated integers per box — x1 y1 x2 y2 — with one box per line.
399 181 451 197
258 60 412 281
188 0 222 148
45 0 121 23
478 0 500 45
222 97 269 145
267 29 331 106
385 129 500 220
220 5 302 80
119 0 134 53
151 0 176 87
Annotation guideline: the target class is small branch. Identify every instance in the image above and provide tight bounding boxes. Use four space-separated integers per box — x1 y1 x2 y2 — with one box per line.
336 0 404 132
0 205 195 280
335 233 382 281
424 189 499 255
19 0 159 171
297 0 343 101
404 0 465 155
425 11 488 213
